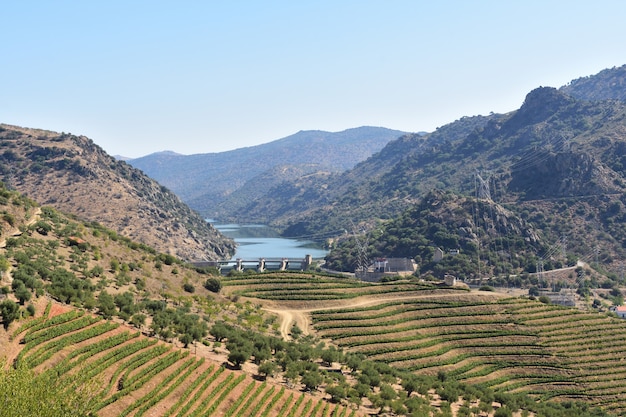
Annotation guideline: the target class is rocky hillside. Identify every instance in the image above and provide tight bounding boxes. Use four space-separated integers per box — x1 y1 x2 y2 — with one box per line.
0 124 234 261
326 189 549 277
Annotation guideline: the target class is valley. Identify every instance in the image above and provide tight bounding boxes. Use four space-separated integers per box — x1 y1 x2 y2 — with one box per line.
5 65 626 417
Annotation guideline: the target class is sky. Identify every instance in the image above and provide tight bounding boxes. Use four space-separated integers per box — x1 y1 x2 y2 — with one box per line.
2 1 626 158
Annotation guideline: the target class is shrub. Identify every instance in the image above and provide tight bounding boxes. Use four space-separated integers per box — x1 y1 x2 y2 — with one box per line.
26 304 35 317
538 295 551 304
204 277 222 293
2 213 15 226
0 300 19 329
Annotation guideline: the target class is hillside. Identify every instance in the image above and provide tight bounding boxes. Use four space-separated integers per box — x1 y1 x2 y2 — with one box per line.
0 190 615 416
257 86 626 231
219 272 626 415
325 190 547 279
0 124 235 261
127 126 407 219
0 192 359 416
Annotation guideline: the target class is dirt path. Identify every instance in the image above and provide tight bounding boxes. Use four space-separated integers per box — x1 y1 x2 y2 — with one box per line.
263 290 505 340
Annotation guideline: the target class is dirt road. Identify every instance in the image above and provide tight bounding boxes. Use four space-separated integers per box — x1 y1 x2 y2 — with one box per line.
263 291 504 340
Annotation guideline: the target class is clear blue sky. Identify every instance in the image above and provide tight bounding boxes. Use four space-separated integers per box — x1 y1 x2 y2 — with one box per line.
2 1 625 157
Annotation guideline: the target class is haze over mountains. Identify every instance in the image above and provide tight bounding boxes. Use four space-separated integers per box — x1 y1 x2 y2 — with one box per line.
128 127 408 219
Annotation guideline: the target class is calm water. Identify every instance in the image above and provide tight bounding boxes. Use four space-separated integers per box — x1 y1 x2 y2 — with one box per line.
210 222 328 261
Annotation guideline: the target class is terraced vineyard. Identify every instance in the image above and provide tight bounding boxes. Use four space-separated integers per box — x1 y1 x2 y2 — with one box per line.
222 272 457 302
223 272 626 415
7 304 359 417
313 296 626 415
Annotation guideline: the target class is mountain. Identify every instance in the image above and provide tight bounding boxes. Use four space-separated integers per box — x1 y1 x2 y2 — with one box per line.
0 124 235 261
233 66 626 279
127 126 407 218
230 114 499 231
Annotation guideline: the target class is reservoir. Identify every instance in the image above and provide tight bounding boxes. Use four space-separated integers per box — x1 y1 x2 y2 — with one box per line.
211 223 329 261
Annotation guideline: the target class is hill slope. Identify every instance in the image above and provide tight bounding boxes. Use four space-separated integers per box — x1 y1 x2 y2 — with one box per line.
0 190 612 417
0 124 234 261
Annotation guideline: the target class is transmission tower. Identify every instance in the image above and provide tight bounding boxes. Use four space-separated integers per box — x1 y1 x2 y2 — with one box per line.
351 222 370 278
475 170 492 201
536 260 544 282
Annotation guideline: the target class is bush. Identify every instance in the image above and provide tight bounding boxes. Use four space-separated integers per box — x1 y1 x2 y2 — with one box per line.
538 295 551 304
0 300 19 330
26 304 35 317
494 406 513 417
204 277 222 293
182 283 195 293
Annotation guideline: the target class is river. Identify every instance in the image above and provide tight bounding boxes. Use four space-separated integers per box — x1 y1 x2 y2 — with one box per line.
210 222 329 261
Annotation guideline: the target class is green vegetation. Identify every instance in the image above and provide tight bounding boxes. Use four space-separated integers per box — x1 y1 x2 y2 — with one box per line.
0 180 623 416
0 365 97 417
4 300 354 417
326 190 548 279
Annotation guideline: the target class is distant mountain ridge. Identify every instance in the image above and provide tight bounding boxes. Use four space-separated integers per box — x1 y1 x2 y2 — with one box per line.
0 124 235 261
127 126 407 218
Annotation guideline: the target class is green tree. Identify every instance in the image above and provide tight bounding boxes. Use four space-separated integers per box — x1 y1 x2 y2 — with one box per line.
204 277 222 293
538 295 551 304
97 290 117 319
320 347 340 367
494 406 513 417
32 220 52 235
180 333 193 348
401 375 419 396
0 255 10 273
110 259 119 273
228 347 251 369
290 323 303 340
369 383 397 413
0 300 19 330
14 283 31 305
130 313 146 328
210 321 232 342
301 370 323 391
326 384 347 403
258 360 278 380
